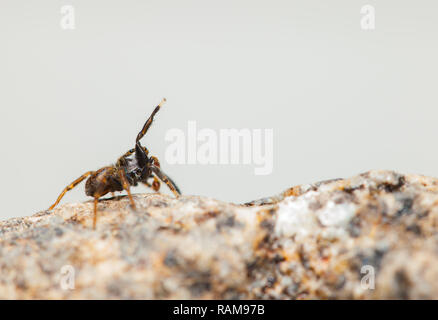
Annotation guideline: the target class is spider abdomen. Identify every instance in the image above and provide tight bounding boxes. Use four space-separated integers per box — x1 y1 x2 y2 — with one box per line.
85 167 123 197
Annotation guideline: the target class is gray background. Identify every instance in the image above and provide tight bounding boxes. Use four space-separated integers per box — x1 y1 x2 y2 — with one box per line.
1 0 437 220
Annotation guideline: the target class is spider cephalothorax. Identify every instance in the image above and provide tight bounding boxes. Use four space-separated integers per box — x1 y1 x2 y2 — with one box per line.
48 98 181 228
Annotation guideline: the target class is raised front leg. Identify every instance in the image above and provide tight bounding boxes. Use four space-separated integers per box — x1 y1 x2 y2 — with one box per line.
136 98 166 143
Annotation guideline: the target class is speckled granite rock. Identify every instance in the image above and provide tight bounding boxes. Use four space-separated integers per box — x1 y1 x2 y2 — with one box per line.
1 170 438 299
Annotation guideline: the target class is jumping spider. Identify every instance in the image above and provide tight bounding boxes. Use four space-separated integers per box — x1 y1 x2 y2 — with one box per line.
48 98 181 228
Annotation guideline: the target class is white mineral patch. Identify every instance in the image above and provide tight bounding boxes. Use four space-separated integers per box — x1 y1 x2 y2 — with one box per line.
317 201 356 227
275 192 356 239
275 192 319 238
365 170 400 189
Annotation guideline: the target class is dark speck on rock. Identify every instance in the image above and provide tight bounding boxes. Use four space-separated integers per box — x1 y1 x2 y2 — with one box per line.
394 269 411 299
379 175 406 193
164 250 178 268
54 228 63 237
308 201 323 211
348 216 362 237
357 248 387 273
216 215 239 231
260 219 274 231
266 276 276 287
406 224 422 235
189 281 211 297
396 197 414 217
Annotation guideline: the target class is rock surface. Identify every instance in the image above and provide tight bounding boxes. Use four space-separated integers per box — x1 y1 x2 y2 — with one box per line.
2 170 438 299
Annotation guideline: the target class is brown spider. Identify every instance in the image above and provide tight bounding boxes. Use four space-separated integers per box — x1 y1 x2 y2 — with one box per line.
48 98 181 228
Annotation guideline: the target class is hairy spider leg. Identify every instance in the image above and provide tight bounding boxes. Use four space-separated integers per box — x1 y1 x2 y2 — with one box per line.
49 171 95 210
136 98 166 143
93 197 99 229
134 99 166 167
117 168 136 209
149 155 178 195
92 194 110 229
150 166 181 197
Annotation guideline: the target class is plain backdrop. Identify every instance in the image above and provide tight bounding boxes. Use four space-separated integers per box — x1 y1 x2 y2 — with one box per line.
1 0 437 220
